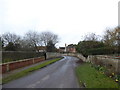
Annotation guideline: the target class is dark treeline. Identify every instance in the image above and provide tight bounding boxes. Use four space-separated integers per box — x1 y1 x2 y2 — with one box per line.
76 26 120 57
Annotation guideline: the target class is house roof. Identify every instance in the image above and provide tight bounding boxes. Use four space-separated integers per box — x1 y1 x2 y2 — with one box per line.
67 45 76 48
59 47 65 49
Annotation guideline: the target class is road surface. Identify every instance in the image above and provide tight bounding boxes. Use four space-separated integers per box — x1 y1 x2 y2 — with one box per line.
3 56 80 88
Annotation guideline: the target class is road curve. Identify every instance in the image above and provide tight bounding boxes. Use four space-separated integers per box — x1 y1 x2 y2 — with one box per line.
3 56 80 88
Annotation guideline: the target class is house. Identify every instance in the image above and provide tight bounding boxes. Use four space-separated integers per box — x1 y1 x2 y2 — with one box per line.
59 47 65 53
59 44 76 53
66 44 76 53
37 46 46 52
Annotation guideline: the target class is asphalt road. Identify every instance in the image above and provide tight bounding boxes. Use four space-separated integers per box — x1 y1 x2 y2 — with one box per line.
3 56 80 88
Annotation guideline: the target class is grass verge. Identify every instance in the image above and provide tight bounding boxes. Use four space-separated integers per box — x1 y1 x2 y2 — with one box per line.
75 63 119 88
2 57 63 84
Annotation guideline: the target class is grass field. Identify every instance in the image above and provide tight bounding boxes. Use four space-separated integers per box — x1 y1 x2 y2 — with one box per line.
75 63 119 88
2 57 63 84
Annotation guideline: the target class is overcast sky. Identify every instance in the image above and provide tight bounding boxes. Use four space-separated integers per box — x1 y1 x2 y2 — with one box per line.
0 0 119 47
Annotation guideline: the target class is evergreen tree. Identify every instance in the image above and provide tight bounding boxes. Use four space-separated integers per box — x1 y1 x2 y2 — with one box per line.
46 40 56 52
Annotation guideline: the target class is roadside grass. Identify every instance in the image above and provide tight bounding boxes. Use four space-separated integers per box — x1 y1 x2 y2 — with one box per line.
75 63 119 88
2 57 63 84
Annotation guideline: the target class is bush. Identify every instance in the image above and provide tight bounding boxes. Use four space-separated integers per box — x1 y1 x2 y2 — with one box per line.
76 40 118 56
87 47 116 55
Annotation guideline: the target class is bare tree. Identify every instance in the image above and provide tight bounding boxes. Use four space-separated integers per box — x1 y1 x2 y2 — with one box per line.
102 27 119 46
114 27 120 53
83 33 100 41
1 31 59 51
2 32 21 46
40 31 59 46
24 31 42 52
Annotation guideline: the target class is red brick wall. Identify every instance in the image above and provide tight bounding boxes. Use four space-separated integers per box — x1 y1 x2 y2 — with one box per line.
2 64 7 73
1 57 45 73
34 57 44 63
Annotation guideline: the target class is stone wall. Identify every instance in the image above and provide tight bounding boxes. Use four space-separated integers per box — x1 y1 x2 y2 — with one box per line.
63 53 87 62
87 55 120 74
46 52 62 59
64 53 120 74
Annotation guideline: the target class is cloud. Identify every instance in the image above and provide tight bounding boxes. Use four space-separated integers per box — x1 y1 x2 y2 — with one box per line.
0 0 119 46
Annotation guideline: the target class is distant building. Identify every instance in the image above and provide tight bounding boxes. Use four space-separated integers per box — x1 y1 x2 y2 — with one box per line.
66 44 76 53
37 46 46 52
59 44 76 53
59 47 65 53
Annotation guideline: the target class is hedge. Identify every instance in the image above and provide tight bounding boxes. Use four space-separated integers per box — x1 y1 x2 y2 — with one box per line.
2 51 44 63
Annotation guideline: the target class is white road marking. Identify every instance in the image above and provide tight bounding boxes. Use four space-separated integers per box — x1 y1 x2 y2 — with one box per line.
26 75 50 88
27 84 36 88
26 81 41 88
36 81 41 84
42 75 50 81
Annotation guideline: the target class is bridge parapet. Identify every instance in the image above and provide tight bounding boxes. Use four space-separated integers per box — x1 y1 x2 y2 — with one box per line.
62 53 120 74
62 53 87 62
87 55 120 74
